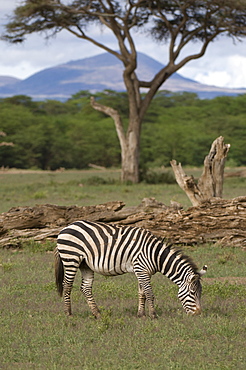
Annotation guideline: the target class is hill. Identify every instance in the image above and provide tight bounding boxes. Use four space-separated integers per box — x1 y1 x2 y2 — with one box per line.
0 52 245 100
0 76 20 87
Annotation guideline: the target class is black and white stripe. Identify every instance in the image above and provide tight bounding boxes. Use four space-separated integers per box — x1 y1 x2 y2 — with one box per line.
55 220 207 318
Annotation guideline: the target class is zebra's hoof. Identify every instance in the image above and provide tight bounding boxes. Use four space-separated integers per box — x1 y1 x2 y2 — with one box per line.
150 313 158 319
137 312 146 319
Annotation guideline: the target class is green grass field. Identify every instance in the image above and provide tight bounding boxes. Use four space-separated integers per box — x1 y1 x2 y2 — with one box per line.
0 243 245 369
0 169 246 369
0 168 245 213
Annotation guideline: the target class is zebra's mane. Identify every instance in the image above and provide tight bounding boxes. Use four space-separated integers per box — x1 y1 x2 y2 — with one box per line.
162 239 200 276
178 250 200 275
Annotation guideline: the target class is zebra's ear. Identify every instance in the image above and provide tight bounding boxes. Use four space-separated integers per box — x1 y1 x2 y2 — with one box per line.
199 265 207 276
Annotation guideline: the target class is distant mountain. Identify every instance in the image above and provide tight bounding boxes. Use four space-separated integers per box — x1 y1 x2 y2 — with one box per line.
0 76 21 87
0 52 245 101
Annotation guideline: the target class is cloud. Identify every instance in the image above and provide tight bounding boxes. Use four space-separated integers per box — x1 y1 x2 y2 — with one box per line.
188 55 246 88
172 38 246 88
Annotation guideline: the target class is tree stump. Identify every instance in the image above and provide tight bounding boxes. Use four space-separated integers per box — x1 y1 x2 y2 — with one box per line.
170 136 230 206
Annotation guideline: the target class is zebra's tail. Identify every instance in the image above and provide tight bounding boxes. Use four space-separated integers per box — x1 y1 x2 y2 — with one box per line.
54 246 64 297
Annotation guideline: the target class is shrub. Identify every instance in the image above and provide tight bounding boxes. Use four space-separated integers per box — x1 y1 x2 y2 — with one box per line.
141 168 176 184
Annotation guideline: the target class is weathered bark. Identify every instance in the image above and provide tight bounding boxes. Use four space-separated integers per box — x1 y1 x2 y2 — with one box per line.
1 197 246 248
171 136 230 206
0 201 124 230
124 196 246 248
170 160 202 206
121 130 140 183
0 201 124 248
199 136 230 197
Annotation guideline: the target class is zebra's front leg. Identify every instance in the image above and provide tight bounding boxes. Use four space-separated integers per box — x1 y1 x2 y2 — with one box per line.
145 286 158 319
136 272 158 319
80 266 101 319
137 283 146 318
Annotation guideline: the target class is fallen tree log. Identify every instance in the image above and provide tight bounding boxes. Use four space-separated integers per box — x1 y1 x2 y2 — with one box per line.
0 196 245 248
0 201 126 247
121 196 246 248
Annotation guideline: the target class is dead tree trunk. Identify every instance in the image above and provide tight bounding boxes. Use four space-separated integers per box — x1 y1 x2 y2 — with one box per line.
170 136 230 206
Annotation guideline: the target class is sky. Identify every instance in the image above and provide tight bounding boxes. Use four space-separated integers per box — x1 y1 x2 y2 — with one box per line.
1 1 246 88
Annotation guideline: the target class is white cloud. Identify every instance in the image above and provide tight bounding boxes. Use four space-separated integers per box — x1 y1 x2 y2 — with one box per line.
194 71 232 88
193 56 246 89
179 50 246 88
172 38 246 88
226 55 246 88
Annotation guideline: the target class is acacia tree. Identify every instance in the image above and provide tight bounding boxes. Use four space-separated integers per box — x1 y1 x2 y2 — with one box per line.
3 0 246 182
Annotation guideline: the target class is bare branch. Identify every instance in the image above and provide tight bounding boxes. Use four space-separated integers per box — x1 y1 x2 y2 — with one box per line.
170 160 203 207
90 96 126 150
64 25 123 61
174 33 219 70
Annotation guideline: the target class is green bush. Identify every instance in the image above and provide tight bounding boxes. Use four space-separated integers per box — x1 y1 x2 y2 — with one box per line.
141 168 176 184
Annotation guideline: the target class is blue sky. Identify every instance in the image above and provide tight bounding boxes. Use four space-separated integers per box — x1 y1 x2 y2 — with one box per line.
1 0 246 88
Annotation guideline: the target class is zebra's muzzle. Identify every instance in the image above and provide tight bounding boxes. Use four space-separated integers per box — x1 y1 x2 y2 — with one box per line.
186 306 201 316
192 306 201 315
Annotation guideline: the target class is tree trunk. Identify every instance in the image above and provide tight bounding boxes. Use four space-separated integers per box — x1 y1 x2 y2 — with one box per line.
90 97 141 183
121 128 140 183
171 136 230 206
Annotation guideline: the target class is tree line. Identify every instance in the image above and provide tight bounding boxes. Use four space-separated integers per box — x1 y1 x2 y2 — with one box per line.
0 91 246 173
3 0 246 183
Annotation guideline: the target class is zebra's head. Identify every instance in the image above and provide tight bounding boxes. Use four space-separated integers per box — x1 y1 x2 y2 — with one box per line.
178 265 207 315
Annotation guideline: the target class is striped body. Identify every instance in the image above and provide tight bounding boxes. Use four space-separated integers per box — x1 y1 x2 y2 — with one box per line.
55 220 206 318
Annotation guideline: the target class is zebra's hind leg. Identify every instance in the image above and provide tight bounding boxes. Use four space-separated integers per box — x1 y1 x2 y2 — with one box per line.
79 264 101 319
63 265 79 316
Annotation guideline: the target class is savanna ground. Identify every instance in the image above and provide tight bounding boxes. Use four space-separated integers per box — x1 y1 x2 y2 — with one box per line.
0 168 246 369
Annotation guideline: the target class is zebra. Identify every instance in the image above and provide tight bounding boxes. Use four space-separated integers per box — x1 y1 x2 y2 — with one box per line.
54 220 207 318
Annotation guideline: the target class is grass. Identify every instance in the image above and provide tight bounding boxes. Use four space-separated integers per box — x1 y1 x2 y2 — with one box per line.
0 168 245 369
0 167 245 213
0 243 245 369
0 169 187 213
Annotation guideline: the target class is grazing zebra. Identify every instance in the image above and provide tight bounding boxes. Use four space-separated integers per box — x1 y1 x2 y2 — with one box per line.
55 220 207 318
